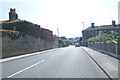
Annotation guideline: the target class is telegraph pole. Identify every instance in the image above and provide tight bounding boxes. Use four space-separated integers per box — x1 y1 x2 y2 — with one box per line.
57 27 60 48
57 27 59 37
82 22 84 30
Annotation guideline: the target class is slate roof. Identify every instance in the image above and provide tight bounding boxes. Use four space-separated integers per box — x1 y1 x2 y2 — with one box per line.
83 24 118 31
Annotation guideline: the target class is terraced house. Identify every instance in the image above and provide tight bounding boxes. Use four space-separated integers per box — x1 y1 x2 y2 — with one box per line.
82 20 119 46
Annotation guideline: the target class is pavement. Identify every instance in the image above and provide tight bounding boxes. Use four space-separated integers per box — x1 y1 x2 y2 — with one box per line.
81 46 118 79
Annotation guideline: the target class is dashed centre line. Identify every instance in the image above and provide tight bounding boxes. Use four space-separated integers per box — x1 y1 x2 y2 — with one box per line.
7 52 63 78
52 54 58 57
7 60 45 78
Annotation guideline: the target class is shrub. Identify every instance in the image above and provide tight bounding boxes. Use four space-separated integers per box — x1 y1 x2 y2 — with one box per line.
88 32 119 42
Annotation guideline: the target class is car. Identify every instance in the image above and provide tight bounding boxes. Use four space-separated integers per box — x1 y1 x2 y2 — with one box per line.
75 43 80 47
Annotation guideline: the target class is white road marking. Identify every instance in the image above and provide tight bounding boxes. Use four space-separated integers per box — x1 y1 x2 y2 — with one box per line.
7 51 66 78
51 52 62 57
7 60 45 78
52 54 58 57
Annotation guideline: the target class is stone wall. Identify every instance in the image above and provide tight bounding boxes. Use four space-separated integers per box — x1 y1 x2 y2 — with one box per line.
2 34 56 58
88 42 120 59
1 20 58 58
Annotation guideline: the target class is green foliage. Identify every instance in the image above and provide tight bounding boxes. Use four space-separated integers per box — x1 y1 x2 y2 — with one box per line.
59 37 75 47
88 32 119 42
60 36 67 40
88 37 97 42
99 33 113 42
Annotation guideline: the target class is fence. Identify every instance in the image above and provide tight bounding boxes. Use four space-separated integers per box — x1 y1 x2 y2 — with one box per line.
88 42 120 59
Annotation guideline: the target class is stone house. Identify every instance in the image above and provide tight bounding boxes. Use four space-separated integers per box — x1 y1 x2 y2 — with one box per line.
81 20 118 46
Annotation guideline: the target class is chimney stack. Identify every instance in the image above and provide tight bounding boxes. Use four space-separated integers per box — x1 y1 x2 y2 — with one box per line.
91 23 95 28
112 20 116 26
9 8 18 20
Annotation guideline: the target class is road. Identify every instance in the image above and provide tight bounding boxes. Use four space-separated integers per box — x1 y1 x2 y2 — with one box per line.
1 46 109 78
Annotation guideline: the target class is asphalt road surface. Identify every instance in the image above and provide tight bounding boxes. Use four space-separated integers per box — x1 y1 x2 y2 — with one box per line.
1 46 109 78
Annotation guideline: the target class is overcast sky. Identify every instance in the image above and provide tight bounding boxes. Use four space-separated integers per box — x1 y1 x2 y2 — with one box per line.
0 0 119 38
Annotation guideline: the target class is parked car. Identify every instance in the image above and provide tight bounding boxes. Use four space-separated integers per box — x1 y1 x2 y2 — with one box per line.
75 43 80 47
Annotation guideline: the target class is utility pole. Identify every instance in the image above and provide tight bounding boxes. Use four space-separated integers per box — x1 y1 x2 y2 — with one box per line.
57 27 59 37
57 27 60 48
82 22 84 30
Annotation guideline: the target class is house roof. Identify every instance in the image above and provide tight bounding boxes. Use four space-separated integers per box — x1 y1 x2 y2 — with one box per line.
83 24 118 31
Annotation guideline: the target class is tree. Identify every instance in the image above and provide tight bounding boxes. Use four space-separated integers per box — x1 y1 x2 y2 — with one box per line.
60 36 67 40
